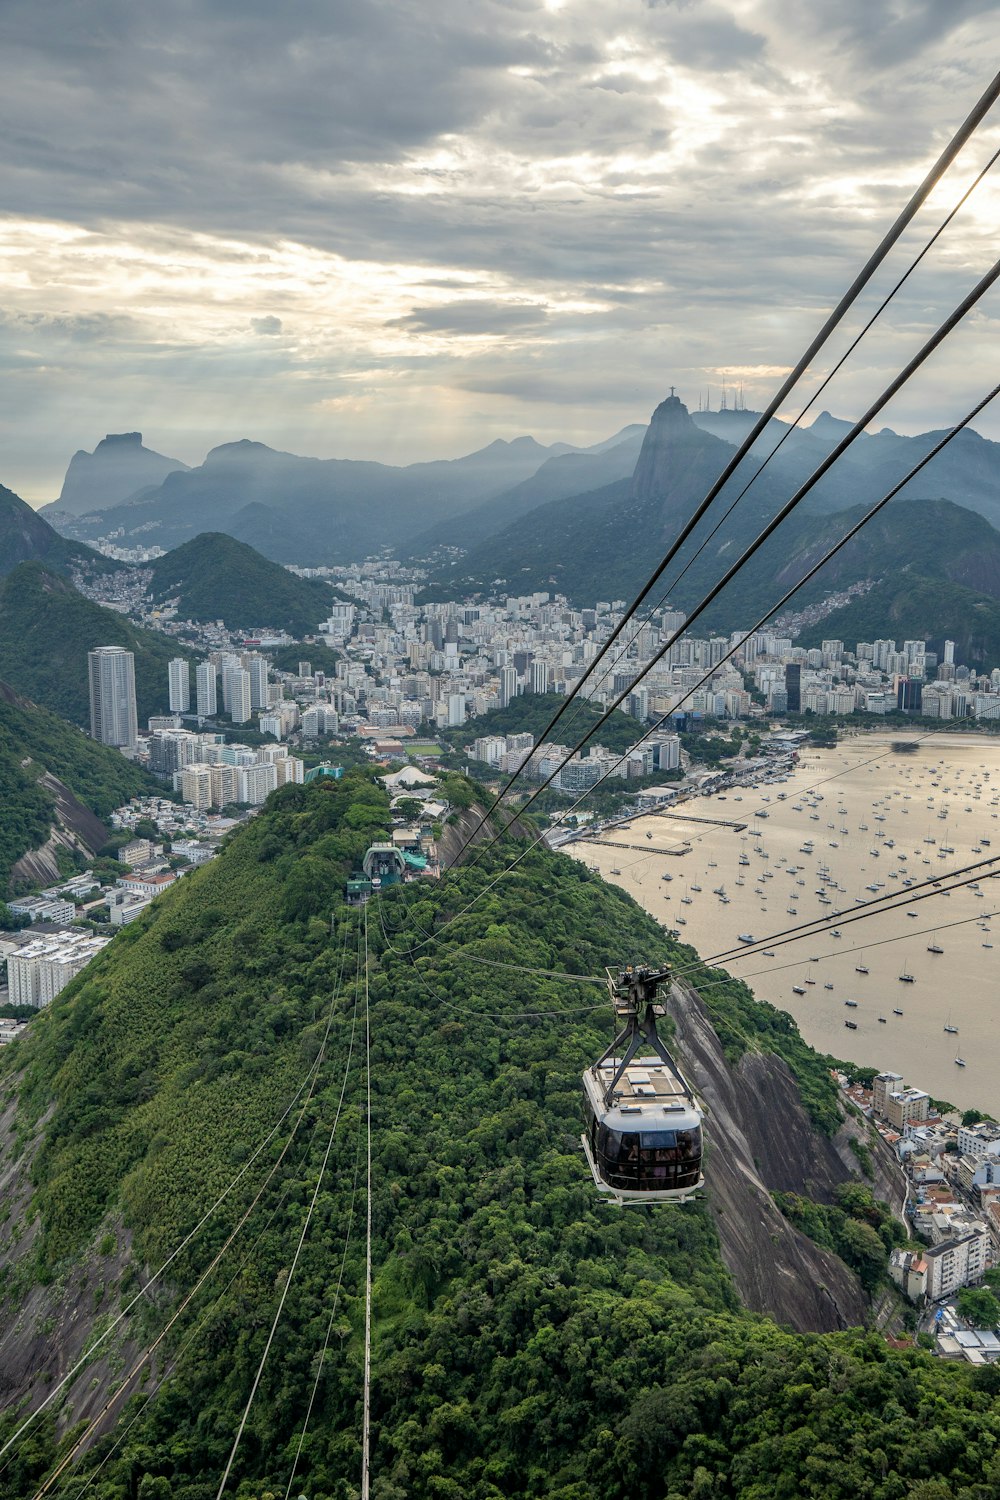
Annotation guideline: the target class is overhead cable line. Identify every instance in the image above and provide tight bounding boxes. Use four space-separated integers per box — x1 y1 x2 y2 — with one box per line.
710 902 1000 988
215 927 362 1500
26 925 358 1500
469 270 1000 857
379 873 1000 1040
283 1108 365 1500
378 863 999 1035
695 865 1000 970
452 67 1000 860
396 380 1000 959
486 140 1000 813
70 1103 343 1500
361 904 374 1500
0 922 356 1472
373 901 608 1020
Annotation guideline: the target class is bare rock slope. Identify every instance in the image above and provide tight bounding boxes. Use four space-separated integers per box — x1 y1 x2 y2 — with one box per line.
671 979 869 1332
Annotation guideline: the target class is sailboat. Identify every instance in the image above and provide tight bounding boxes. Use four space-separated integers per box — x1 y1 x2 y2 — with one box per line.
927 935 944 954
898 960 915 983
855 954 869 975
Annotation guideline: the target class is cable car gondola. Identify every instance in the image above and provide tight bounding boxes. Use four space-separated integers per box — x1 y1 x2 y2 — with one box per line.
581 963 704 1205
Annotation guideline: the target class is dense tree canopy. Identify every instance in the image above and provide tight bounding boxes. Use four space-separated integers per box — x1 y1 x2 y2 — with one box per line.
1 773 998 1500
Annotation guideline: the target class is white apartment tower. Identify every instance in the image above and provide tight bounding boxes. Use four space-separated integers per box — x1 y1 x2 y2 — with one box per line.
196 661 218 717
88 646 138 748
248 655 270 710
224 667 252 725
168 658 190 713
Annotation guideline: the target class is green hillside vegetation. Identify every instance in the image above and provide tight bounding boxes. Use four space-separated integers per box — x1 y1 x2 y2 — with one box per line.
3 775 1000 1497
695 497 1000 642
434 451 1000 655
0 562 196 727
0 483 102 580
0 683 157 890
796 572 1000 668
440 691 643 757
148 533 332 634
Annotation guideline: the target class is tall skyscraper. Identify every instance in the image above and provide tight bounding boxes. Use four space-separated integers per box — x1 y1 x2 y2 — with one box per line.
530 660 549 695
499 666 518 708
196 661 217 717
224 667 252 724
784 662 801 713
88 646 138 748
168 658 190 713
248 655 269 710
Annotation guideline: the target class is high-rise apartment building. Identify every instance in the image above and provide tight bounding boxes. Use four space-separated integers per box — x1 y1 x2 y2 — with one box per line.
88 646 138 748
168 658 190 713
196 661 218 717
248 655 270 710
223 668 252 724
530 660 549 695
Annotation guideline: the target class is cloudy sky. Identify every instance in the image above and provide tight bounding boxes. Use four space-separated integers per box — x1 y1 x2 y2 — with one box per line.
2 0 999 500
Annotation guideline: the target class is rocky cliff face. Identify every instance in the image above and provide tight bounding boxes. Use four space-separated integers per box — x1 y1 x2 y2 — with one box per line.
8 768 108 890
52 433 188 518
670 978 870 1332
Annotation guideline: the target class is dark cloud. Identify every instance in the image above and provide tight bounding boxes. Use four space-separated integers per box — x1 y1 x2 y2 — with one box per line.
389 301 548 334
1 0 998 496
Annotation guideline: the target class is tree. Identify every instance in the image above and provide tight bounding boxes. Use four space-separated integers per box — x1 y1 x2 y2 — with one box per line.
956 1286 1000 1329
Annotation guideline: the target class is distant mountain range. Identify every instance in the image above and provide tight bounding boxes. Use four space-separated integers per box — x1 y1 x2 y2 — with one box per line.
39 425 647 563
427 397 1000 635
147 533 332 635
20 395 1000 669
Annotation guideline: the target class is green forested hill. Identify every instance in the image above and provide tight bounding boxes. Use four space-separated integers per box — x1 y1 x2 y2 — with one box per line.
1 775 999 1499
148 532 332 633
796 572 1000 668
0 682 157 890
0 562 196 727
0 483 101 579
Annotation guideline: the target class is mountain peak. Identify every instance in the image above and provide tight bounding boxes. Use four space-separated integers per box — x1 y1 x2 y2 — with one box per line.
56 432 188 517
204 440 280 464
648 391 694 429
629 390 720 503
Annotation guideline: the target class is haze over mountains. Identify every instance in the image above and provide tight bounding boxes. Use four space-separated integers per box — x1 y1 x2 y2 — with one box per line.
38 401 1000 594
14 391 1000 668
44 428 636 563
